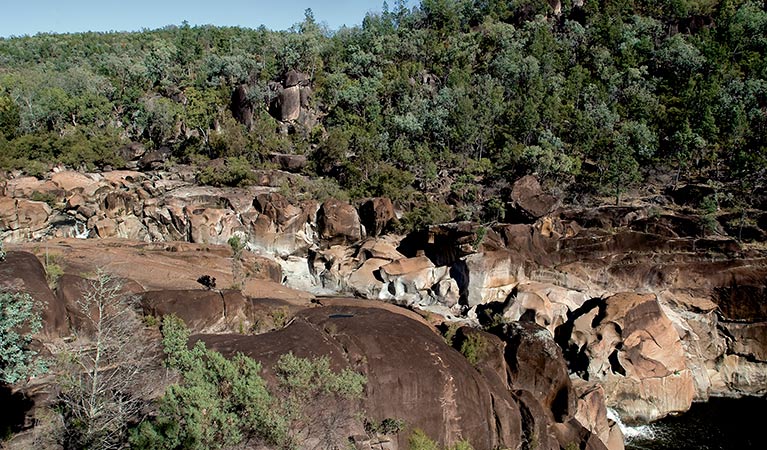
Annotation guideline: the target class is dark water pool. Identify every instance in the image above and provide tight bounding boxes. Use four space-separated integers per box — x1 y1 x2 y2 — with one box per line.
624 397 767 450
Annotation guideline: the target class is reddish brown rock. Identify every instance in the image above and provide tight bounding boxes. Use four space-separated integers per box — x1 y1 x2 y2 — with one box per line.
359 197 396 237
561 293 694 422
239 251 283 283
317 198 363 245
103 191 139 218
267 153 308 173
196 305 526 449
141 289 249 333
4 177 62 201
571 381 624 450
508 175 557 222
253 192 304 226
494 322 576 422
0 251 67 336
50 171 100 197
117 142 147 162
138 146 171 171
724 322 767 362
231 84 254 129
56 273 144 334
94 217 118 238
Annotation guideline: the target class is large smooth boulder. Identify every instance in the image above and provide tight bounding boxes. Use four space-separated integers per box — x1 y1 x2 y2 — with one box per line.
359 198 396 237
231 84 254 129
267 153 308 173
141 289 248 333
0 251 67 336
138 146 172 171
195 305 528 449
317 198 363 245
117 142 147 162
508 175 557 222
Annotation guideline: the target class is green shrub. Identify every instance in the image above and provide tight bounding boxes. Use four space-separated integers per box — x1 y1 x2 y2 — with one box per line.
409 429 440 450
442 323 461 347
397 202 453 234
29 191 58 209
365 417 406 436
459 332 488 367
227 235 246 259
197 156 255 187
0 242 5 262
408 429 475 450
0 290 47 384
131 315 287 450
269 307 290 329
132 316 367 450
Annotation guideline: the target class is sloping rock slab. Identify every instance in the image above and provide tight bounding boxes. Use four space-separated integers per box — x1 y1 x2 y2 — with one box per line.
195 305 524 449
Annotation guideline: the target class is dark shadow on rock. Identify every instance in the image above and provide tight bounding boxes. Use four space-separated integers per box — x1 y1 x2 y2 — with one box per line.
0 385 34 437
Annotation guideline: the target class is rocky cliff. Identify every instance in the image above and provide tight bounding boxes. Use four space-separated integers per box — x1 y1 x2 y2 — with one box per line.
2 168 767 446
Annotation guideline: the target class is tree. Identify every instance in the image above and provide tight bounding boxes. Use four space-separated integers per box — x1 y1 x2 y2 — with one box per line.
0 290 46 385
274 352 366 449
55 271 161 450
131 315 287 450
605 136 642 205
132 316 367 450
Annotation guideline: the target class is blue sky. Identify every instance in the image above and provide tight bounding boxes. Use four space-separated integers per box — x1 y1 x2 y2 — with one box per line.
0 0 411 38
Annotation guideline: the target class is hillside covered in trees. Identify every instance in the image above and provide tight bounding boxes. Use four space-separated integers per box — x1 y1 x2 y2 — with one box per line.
1 0 766 227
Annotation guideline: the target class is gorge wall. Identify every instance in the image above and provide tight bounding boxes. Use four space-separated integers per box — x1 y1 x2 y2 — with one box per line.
2 168 767 446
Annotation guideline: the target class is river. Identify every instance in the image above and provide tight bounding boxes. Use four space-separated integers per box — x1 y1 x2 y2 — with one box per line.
621 396 767 450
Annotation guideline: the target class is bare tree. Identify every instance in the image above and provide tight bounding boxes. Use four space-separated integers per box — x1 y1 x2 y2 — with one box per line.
55 270 162 450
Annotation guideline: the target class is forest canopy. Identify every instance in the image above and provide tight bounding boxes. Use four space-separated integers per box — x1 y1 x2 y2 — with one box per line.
0 0 765 216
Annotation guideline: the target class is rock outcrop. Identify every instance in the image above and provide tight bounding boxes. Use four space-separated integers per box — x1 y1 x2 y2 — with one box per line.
3 168 767 428
0 251 67 336
196 305 609 450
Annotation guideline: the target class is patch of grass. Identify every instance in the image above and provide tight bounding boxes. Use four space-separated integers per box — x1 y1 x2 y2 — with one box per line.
269 307 290 329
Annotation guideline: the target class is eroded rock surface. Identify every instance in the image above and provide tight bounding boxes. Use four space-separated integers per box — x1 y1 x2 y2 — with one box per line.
3 169 767 429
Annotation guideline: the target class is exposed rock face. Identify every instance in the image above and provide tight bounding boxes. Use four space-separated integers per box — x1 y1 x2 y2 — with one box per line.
559 293 694 422
571 381 624 450
55 273 144 334
508 175 557 222
1 195 51 238
359 197 396 237
377 256 459 309
494 322 576 422
141 289 249 333
4 168 767 427
317 198 363 245
196 305 599 450
0 251 67 336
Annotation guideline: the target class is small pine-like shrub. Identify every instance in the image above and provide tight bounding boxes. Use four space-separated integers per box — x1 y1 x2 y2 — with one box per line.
0 291 47 384
459 332 488 367
132 316 367 450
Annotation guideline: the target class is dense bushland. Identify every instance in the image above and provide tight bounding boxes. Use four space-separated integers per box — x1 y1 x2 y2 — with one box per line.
0 0 765 218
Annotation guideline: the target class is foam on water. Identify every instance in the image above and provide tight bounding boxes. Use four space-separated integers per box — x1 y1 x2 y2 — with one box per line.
607 408 658 441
